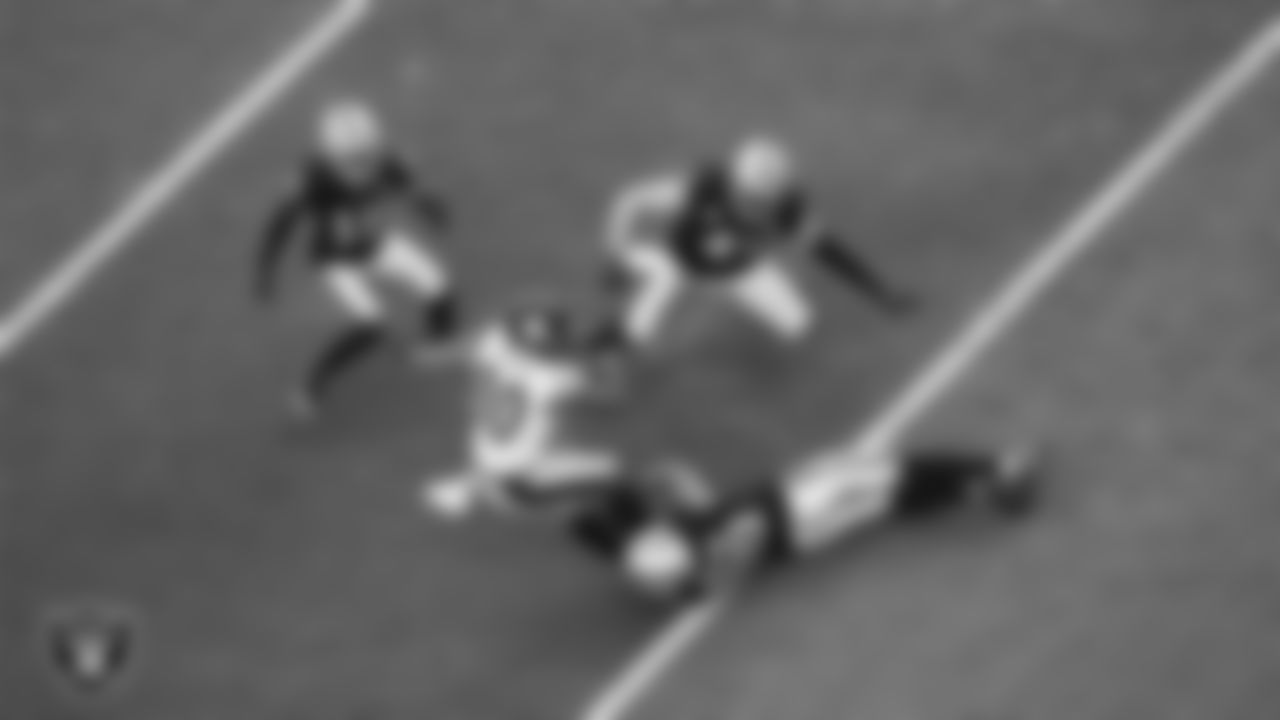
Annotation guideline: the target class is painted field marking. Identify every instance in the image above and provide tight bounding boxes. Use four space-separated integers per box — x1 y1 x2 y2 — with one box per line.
582 14 1280 720
0 0 375 363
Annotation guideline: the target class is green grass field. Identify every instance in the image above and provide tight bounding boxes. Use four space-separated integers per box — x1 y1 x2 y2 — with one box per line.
4 1 1280 718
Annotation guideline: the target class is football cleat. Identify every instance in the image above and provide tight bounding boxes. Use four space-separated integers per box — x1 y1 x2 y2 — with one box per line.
287 387 319 422
986 443 1042 517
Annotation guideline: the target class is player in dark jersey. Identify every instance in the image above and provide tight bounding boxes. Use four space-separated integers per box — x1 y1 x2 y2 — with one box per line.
563 440 1040 602
255 100 459 418
598 135 915 352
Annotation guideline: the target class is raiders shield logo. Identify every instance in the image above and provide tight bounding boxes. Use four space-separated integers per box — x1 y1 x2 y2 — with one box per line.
42 600 140 697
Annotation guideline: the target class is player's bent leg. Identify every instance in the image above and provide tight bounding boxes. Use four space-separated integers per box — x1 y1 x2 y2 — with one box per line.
616 246 684 349
728 260 813 343
375 232 463 363
299 322 385 417
298 265 388 417
323 264 385 323
376 231 449 298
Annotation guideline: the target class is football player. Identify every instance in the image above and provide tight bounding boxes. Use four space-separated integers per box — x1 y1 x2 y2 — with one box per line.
255 99 459 418
421 302 624 519
564 440 1040 602
596 135 916 353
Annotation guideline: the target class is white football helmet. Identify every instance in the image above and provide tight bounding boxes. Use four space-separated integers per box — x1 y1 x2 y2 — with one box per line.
624 523 695 596
316 99 383 160
728 134 795 196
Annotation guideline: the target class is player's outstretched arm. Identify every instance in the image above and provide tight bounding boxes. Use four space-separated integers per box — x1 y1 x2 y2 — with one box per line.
400 164 454 233
808 230 918 315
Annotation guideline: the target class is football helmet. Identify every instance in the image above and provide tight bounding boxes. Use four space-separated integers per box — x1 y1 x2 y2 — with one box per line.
624 523 696 597
316 98 383 160
728 134 795 197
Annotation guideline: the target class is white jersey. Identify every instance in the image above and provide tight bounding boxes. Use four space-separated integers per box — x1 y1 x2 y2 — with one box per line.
466 323 588 474
783 447 899 552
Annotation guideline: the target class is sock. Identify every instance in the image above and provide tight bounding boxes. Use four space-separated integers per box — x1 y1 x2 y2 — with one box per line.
421 294 460 341
304 324 384 401
745 485 798 565
892 449 996 517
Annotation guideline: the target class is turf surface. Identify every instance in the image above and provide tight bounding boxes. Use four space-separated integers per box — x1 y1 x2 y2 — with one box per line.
3 1 1279 718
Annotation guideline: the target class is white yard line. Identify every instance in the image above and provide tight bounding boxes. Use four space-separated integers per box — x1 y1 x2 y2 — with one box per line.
0 0 374 363
581 14 1280 720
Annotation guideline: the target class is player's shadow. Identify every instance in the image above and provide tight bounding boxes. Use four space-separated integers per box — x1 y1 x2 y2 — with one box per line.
274 344 464 449
654 293 815 390
696 318 806 388
744 511 1037 606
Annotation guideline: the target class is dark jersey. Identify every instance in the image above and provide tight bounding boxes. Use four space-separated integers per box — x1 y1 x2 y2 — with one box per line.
255 152 450 296
666 163 812 278
293 154 413 262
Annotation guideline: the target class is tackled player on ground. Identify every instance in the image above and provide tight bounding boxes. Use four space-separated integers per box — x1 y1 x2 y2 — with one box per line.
422 397 1042 604
560 439 1041 602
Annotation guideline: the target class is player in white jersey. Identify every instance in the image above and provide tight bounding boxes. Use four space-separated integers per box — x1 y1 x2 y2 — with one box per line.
422 304 622 520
